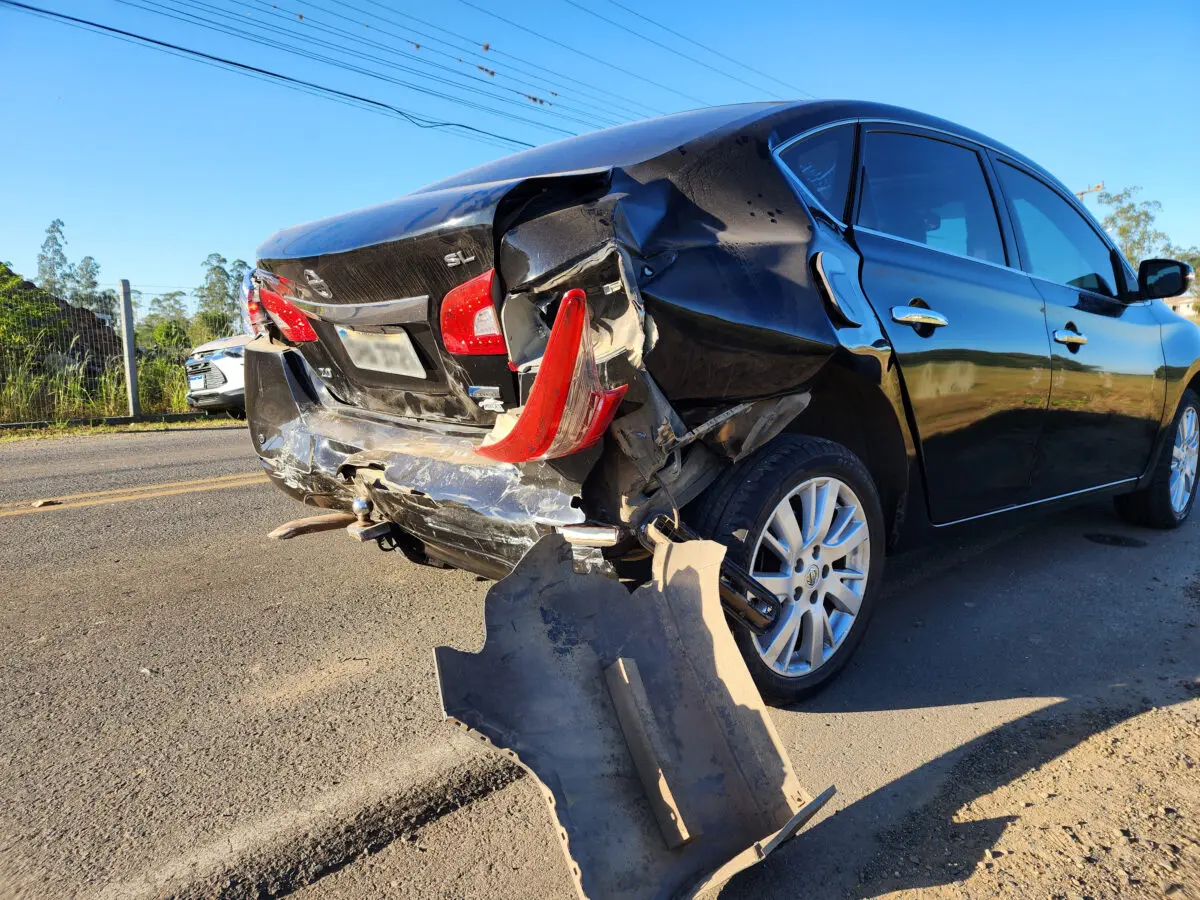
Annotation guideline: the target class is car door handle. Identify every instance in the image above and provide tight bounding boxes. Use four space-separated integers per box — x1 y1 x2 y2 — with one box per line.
1053 329 1088 347
891 306 949 328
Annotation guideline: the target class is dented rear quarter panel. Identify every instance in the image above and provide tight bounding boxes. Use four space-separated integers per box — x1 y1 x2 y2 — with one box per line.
497 105 861 418
248 100 948 562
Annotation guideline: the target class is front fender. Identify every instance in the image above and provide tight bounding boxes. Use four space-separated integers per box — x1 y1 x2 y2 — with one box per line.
1139 302 1200 487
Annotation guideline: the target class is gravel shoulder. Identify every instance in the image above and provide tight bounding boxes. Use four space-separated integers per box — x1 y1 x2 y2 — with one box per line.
881 697 1199 899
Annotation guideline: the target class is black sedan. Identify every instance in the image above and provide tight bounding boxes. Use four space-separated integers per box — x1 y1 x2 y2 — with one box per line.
242 100 1198 702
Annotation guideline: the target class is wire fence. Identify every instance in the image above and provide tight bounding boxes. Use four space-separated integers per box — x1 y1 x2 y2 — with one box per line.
0 280 226 425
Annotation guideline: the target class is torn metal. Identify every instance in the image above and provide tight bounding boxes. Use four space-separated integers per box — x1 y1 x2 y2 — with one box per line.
435 534 834 900
246 102 904 582
247 339 591 571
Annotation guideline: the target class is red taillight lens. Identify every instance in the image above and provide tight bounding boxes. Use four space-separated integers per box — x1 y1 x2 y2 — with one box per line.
244 291 269 337
476 288 626 463
258 285 318 343
440 269 507 355
240 273 270 337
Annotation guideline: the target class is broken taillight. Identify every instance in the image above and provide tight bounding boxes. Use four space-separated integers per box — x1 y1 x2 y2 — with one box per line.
254 273 318 343
477 288 626 463
440 269 507 356
240 272 269 337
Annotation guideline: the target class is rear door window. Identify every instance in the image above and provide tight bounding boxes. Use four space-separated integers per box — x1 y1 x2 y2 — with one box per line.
995 162 1119 297
857 131 1006 265
776 124 855 222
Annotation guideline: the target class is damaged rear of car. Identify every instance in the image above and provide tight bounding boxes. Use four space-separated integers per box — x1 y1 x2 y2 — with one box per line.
245 96 1200 895
246 100 914 701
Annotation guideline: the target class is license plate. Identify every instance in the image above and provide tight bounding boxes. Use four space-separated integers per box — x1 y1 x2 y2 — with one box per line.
188 375 205 391
336 327 425 378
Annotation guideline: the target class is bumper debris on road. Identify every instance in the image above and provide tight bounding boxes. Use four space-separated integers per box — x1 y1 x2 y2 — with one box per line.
435 534 834 899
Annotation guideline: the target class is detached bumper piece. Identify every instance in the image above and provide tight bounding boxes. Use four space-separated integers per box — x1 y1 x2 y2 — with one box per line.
435 535 834 900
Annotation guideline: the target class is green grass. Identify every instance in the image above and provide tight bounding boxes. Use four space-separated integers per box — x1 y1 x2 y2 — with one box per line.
0 347 192 423
0 418 245 443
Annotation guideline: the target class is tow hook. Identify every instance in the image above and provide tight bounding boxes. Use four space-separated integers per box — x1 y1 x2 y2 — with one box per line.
345 497 393 542
641 515 781 635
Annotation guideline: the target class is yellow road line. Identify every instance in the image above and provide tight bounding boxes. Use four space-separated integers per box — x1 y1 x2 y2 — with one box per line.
0 472 267 518
0 471 263 510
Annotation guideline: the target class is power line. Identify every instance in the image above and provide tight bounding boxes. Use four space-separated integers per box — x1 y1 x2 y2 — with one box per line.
601 0 816 99
558 0 784 99
262 0 630 128
228 0 620 131
108 0 582 138
0 0 535 150
446 0 710 107
359 0 664 119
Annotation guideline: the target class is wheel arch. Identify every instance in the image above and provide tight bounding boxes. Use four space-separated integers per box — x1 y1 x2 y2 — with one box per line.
784 358 913 550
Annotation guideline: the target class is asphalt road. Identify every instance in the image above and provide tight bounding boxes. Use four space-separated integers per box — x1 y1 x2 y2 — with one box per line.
1 426 1197 899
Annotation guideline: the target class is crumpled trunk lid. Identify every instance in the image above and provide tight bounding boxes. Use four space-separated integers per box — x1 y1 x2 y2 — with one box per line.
256 181 521 426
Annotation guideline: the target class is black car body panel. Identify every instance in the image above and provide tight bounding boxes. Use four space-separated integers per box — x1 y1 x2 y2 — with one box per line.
246 99 1200 577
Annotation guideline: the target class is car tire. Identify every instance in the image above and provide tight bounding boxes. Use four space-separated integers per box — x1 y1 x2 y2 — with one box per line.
1114 388 1200 529
692 435 885 704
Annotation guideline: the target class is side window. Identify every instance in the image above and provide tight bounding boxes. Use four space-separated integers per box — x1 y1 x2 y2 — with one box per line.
995 162 1118 297
777 124 855 221
857 131 1006 265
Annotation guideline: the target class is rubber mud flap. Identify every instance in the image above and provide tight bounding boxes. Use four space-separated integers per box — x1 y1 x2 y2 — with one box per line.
434 534 833 899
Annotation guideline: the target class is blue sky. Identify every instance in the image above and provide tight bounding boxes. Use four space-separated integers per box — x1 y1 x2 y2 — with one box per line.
1 0 1197 305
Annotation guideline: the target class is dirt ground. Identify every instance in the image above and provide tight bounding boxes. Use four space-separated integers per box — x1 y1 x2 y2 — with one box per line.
859 578 1200 900
869 697 1200 899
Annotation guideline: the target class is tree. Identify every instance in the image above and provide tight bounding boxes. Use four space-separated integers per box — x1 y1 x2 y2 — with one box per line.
136 291 191 348
36 219 71 298
196 253 236 320
0 262 66 350
152 320 191 349
1096 186 1170 265
67 255 99 300
194 253 248 340
1166 245 1200 299
149 291 189 322
228 258 250 297
189 311 232 345
63 255 117 318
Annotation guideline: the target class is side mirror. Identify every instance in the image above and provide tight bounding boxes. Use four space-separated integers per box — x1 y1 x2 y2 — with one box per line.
1138 258 1194 299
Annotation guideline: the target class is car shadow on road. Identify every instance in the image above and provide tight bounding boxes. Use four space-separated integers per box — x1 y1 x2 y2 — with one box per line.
721 499 1200 898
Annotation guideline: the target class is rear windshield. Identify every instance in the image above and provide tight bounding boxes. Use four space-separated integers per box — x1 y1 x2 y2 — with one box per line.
418 103 787 192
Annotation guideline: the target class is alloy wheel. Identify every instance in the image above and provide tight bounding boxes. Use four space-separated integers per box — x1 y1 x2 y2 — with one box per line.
1170 405 1199 515
749 476 871 677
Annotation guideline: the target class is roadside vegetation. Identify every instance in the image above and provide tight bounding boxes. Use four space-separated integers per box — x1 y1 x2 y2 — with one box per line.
0 416 245 443
1 220 248 424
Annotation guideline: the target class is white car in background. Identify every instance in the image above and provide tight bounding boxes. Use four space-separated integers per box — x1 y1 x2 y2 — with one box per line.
185 334 250 417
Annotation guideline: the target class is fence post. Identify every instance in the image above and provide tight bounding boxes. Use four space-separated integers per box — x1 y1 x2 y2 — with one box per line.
118 279 141 419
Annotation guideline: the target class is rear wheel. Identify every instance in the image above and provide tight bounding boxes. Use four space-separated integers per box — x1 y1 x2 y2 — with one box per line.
693 436 885 704
1114 389 1200 529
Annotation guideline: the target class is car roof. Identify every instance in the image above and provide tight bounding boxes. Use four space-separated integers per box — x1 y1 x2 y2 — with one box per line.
777 99 1042 168
775 99 1074 203
416 102 789 193
419 98 1059 199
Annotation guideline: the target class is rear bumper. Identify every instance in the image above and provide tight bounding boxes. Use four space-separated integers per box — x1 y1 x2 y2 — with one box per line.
245 337 598 576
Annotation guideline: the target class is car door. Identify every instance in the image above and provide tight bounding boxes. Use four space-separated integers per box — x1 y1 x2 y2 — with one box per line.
991 159 1164 497
852 126 1052 523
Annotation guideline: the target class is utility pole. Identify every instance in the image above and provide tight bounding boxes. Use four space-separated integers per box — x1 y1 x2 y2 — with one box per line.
1075 181 1104 200
118 279 141 419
